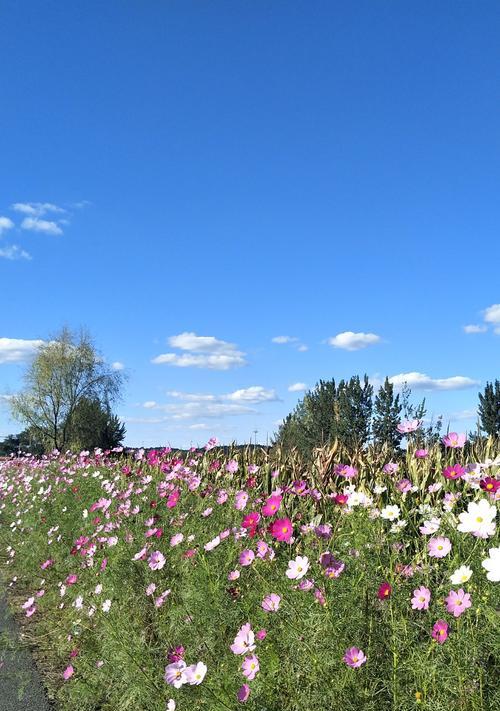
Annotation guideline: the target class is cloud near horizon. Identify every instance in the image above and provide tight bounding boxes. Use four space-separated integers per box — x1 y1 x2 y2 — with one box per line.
388 372 480 391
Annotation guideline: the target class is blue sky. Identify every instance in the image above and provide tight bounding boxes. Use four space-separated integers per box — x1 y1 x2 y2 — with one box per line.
1 1 499 447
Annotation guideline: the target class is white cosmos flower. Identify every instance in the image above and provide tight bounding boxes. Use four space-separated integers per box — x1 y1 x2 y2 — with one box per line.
449 565 473 585
381 504 401 521
457 499 497 538
185 661 207 685
286 556 310 580
482 547 500 582
102 599 112 612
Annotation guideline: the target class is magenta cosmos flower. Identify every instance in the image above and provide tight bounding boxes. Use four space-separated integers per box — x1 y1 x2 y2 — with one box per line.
431 619 448 644
148 551 166 570
334 464 358 479
377 582 392 600
415 449 428 458
262 494 282 517
411 586 431 610
442 464 466 480
63 665 74 680
428 536 452 558
242 654 259 680
442 432 466 448
343 647 367 668
261 593 281 612
237 684 251 703
270 517 293 543
445 588 472 618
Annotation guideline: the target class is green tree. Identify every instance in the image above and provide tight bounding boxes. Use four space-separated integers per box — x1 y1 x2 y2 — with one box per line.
11 327 125 451
372 377 402 450
336 375 373 449
478 379 500 436
66 397 126 451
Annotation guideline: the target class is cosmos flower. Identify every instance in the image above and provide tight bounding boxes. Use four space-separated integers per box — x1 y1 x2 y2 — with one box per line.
481 547 500 582
148 551 166 570
164 660 187 688
381 504 401 521
428 536 452 558
286 556 309 580
230 623 256 655
242 654 259 680
449 565 473 585
457 499 497 538
184 661 207 685
261 593 281 612
445 588 472 618
239 549 255 567
343 647 367 668
270 518 293 543
442 432 466 448
237 684 251 703
397 419 421 433
431 619 448 644
377 582 392 600
442 464 466 480
261 495 282 517
411 586 431 610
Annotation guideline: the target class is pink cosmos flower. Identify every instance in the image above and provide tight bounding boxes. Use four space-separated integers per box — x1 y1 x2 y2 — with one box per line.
184 661 207 685
428 536 451 558
411 586 431 610
237 684 251 703
235 491 249 511
261 593 281 612
255 629 267 640
146 583 156 596
419 518 441 535
41 559 53 570
383 462 399 475
334 464 358 479
396 479 413 493
170 533 184 547
415 449 428 458
256 540 270 559
239 549 255 567
133 546 148 561
397 419 421 434
66 574 78 585
242 654 259 680
164 660 187 688
204 535 221 551
377 582 392 600
442 464 466 480
167 490 180 508
217 490 228 504
270 517 293 543
226 459 239 474
63 665 74 680
445 588 472 618
228 570 240 581
148 551 166 570
343 647 367 668
261 495 282 517
431 619 448 644
442 432 466 448
230 623 256 655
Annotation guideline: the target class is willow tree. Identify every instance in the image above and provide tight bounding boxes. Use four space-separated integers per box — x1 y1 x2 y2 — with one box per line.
11 327 124 451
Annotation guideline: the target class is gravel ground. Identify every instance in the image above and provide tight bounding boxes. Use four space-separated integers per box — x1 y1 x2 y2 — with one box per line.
0 592 53 711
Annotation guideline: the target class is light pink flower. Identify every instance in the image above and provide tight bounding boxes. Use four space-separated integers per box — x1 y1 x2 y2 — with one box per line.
170 533 184 547
445 588 472 618
148 551 166 570
428 536 451 558
442 432 466 448
411 586 431 610
230 623 256 655
261 593 281 612
343 647 367 668
242 654 259 680
239 549 255 567
63 665 74 680
286 556 309 580
164 660 187 688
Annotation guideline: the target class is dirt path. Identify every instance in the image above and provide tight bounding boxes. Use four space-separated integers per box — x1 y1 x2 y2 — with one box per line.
0 592 53 711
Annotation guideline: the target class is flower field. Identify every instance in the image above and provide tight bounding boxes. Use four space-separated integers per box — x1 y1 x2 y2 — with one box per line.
0 433 499 711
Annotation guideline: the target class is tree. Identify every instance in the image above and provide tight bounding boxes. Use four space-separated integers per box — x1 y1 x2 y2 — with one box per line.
478 380 500 436
0 429 44 456
66 397 126 451
336 375 373 450
11 327 125 451
372 377 402 450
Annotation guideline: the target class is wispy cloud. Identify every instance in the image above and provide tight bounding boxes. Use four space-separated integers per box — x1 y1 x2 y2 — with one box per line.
11 202 66 217
328 331 381 351
388 372 480 391
0 216 14 235
226 386 278 403
111 361 125 371
152 332 247 370
483 304 500 334
21 217 63 236
463 324 487 334
288 382 307 392
272 335 308 351
0 245 31 260
0 337 44 364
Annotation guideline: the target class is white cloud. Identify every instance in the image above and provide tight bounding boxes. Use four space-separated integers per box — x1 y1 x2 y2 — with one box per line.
463 324 487 334
188 423 210 430
226 386 278 403
0 338 44 364
167 391 217 401
272 336 298 344
448 408 477 421
143 401 158 409
328 331 381 351
483 304 500 325
147 401 255 419
21 217 63 236
0 394 13 403
12 202 66 216
288 382 307 392
0 217 14 235
297 344 308 352
389 372 480 391
0 245 31 260
152 332 247 370
111 361 124 371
